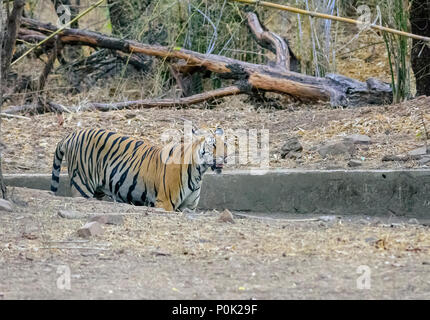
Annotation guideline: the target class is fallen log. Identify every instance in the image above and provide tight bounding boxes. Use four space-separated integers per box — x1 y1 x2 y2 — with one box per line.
18 17 392 107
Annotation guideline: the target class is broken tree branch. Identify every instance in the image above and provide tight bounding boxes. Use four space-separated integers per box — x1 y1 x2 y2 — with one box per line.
3 85 243 114
246 11 290 70
18 18 392 107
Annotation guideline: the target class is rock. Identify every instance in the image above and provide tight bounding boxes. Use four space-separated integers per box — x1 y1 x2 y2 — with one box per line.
281 137 303 159
0 199 13 212
317 141 355 157
77 222 104 238
89 214 123 225
418 155 430 165
348 159 362 167
58 210 85 219
218 209 235 224
408 146 428 156
365 237 377 243
344 134 371 145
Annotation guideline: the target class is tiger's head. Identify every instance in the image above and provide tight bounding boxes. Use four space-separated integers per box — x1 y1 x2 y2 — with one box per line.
193 127 227 174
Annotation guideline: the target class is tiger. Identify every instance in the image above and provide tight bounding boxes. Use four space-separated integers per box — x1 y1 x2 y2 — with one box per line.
50 128 227 211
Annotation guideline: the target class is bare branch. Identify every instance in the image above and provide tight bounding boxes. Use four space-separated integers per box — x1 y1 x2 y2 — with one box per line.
246 11 290 70
3 86 243 115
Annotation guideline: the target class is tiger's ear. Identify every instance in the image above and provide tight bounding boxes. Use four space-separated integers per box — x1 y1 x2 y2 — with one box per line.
192 128 202 136
215 127 224 136
192 128 208 136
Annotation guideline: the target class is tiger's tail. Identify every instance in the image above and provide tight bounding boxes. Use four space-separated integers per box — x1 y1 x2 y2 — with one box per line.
50 137 66 193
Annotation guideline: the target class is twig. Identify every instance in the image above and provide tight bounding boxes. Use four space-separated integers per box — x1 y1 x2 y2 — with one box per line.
38 246 110 251
420 110 429 154
46 240 89 243
0 112 31 120
4 86 243 114
233 212 320 222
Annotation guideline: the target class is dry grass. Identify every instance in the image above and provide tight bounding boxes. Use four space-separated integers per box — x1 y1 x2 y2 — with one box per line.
2 95 430 173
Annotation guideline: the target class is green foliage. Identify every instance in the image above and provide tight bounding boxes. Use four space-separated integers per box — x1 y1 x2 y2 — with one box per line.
379 0 411 102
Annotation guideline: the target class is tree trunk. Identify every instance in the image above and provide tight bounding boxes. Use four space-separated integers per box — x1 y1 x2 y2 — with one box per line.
1 0 26 199
0 1 5 198
410 0 430 96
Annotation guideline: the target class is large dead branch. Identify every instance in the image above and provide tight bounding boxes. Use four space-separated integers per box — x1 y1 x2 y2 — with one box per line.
3 86 242 115
246 11 290 70
17 17 392 107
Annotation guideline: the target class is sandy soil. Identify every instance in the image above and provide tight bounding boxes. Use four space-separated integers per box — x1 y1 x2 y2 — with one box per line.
0 187 429 299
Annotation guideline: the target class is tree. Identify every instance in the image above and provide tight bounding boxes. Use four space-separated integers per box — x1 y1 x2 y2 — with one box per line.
410 0 430 96
1 0 26 198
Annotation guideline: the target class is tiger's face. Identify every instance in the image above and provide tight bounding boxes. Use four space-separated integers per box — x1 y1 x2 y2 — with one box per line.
194 127 227 174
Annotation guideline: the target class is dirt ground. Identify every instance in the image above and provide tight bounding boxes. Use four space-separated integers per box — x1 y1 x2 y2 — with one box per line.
0 187 429 299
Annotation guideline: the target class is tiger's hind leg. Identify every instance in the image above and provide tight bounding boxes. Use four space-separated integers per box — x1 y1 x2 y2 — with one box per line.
94 186 114 202
69 176 92 199
94 186 106 200
155 199 175 212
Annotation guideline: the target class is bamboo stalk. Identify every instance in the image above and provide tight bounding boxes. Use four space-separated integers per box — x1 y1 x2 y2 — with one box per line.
11 0 106 66
231 0 430 42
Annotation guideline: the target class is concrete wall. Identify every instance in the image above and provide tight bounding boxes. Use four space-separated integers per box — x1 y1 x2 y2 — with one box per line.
5 170 430 217
199 170 430 217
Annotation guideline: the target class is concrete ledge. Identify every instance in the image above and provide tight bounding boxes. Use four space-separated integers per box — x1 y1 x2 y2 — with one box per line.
4 170 430 217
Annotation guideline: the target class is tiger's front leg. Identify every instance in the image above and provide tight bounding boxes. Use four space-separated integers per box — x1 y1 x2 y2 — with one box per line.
177 189 201 211
155 199 175 212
